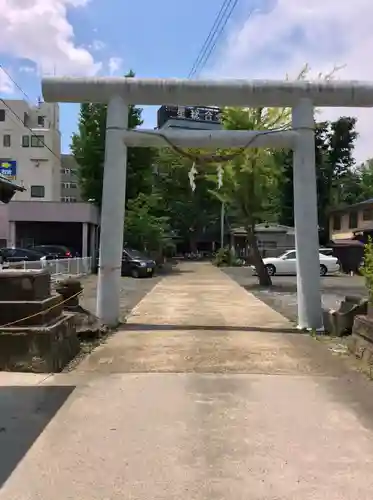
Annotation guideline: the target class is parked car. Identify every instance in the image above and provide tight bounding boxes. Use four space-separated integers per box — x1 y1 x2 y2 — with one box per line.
29 245 79 259
0 247 51 265
95 248 156 278
252 249 340 276
319 247 334 257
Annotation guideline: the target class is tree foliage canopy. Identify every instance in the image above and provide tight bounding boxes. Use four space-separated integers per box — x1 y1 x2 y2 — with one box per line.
70 70 155 207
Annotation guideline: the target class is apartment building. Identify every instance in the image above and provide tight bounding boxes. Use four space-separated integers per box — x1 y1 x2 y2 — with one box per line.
0 100 98 254
60 154 83 202
0 99 61 201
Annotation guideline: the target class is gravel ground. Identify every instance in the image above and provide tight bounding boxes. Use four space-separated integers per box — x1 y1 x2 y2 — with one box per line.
79 273 164 321
222 267 367 323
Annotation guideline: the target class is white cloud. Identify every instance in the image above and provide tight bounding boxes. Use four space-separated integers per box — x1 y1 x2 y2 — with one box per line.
0 67 14 93
91 39 106 51
0 0 101 76
108 57 123 75
213 0 373 163
19 65 36 74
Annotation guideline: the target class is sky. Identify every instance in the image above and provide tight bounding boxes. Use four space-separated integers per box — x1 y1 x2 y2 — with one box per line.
0 0 373 163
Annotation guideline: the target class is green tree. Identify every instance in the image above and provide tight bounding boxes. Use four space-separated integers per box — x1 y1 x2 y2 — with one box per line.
352 159 373 202
276 117 358 235
154 149 221 252
209 106 289 286
70 70 155 207
123 193 170 253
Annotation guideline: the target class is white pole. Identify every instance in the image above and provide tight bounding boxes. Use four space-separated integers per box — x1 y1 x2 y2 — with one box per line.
292 98 323 330
96 96 128 326
82 222 88 258
220 202 225 249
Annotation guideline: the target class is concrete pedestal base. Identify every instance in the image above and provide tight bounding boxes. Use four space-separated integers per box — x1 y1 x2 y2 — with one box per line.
0 313 79 373
349 315 373 367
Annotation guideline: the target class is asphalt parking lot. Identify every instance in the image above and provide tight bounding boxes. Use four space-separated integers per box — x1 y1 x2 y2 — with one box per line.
223 267 367 322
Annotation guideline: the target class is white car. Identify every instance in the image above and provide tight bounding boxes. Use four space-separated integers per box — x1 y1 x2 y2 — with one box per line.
253 249 340 276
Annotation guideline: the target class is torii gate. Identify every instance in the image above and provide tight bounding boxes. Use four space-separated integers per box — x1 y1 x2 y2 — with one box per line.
42 77 373 330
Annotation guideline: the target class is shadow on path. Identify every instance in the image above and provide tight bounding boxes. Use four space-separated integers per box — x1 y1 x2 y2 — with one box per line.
0 385 75 488
124 323 298 334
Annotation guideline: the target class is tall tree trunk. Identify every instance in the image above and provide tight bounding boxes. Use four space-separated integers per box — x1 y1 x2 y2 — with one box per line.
246 227 272 286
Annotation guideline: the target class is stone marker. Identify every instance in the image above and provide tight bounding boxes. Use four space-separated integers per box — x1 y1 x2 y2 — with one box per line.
0 269 79 373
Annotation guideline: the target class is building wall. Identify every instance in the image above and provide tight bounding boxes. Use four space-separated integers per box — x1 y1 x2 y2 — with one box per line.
232 226 296 257
329 203 373 239
157 105 222 131
7 201 100 224
60 154 83 202
0 99 61 201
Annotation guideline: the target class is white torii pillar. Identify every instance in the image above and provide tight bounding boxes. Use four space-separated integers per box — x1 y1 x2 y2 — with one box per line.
42 77 373 329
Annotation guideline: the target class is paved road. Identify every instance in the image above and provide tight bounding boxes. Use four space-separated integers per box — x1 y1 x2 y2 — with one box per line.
224 267 367 322
2 262 373 499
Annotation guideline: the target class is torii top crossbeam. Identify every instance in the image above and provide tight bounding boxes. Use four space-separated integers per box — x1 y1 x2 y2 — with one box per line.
42 76 373 107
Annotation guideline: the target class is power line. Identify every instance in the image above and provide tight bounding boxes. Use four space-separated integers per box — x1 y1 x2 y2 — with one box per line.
0 66 63 163
195 0 244 77
0 65 32 102
0 98 61 163
188 0 241 78
188 0 233 78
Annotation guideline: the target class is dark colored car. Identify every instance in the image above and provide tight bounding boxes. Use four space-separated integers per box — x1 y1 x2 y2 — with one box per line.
94 248 156 278
29 245 79 259
121 248 156 278
0 247 51 264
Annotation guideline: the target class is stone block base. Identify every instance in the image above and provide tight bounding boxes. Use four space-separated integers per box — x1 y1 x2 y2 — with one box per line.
0 313 79 373
0 294 63 327
323 296 368 336
349 315 373 367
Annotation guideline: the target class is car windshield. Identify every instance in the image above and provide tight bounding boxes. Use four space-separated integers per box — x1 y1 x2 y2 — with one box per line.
124 248 147 260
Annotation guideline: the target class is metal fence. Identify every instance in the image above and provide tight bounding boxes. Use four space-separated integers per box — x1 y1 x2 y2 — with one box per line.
5 257 92 279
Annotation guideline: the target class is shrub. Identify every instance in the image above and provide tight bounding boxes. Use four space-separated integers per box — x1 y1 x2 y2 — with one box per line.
213 247 235 267
360 237 373 302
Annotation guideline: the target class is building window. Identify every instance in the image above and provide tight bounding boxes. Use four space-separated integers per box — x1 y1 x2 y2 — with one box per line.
37 115 45 127
22 135 30 147
349 211 358 229
61 182 70 188
363 208 373 221
0 109 5 121
30 185 45 198
3 134 11 147
333 214 341 230
61 168 70 174
31 135 44 147
70 182 77 188
61 196 77 203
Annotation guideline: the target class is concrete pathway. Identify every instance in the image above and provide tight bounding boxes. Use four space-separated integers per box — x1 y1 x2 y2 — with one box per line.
1 262 373 499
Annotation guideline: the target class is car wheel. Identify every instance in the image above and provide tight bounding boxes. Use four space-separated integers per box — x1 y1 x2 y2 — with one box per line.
265 264 276 276
320 264 327 276
131 268 140 278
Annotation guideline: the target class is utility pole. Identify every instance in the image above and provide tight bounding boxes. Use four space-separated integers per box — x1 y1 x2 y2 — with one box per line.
220 202 225 249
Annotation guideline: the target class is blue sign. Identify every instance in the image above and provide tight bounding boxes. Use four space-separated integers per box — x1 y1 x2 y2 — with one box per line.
0 160 17 180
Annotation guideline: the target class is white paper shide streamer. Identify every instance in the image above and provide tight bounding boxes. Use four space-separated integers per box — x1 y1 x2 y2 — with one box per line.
188 162 198 192
217 164 223 189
